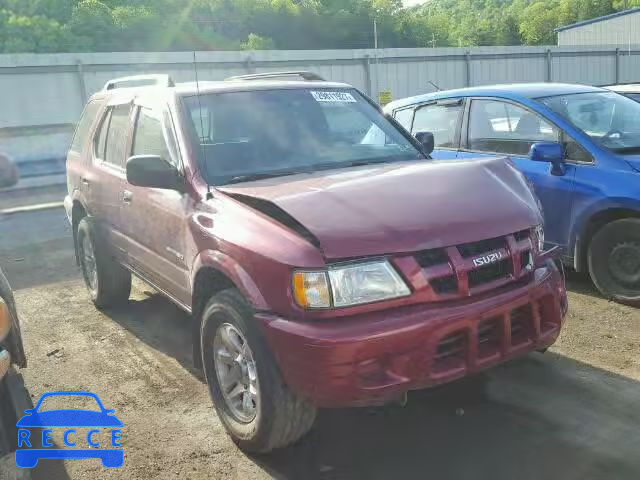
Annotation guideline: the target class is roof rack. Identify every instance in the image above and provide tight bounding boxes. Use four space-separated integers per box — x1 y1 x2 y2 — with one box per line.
102 74 175 91
225 71 326 82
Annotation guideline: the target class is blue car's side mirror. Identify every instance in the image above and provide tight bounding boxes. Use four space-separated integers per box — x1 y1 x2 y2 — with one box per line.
529 142 566 176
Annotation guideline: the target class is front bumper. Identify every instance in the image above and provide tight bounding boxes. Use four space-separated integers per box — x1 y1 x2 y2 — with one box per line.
258 260 567 408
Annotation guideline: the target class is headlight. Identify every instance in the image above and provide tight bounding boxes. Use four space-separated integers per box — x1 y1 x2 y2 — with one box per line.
293 260 410 309
534 224 545 252
0 298 11 343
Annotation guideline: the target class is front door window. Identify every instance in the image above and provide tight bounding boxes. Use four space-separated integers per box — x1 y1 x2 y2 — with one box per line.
468 99 558 156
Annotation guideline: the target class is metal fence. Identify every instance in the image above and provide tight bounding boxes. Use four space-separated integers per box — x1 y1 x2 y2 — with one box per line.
2 45 640 171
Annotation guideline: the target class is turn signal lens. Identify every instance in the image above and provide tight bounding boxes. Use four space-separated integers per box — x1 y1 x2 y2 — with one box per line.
292 271 331 308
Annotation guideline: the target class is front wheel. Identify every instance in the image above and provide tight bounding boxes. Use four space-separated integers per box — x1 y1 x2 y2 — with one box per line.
588 218 640 306
200 289 316 453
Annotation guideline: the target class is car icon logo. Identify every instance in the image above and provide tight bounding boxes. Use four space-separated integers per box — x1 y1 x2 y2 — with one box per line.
15 391 124 469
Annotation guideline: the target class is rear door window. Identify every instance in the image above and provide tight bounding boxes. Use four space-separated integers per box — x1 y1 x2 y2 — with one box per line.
104 104 132 168
411 102 463 148
93 109 111 161
468 99 558 156
71 101 100 152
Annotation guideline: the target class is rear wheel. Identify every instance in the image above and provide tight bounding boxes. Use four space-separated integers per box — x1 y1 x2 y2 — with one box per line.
200 289 316 453
76 217 131 309
588 218 640 306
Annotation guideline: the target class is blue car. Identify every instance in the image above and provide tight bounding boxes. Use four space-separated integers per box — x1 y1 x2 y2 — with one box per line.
385 83 640 304
15 391 123 468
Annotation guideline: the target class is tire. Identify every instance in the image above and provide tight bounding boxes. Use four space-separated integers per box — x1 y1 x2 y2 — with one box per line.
200 289 316 453
0 382 17 455
76 217 131 309
588 218 640 306
0 369 31 455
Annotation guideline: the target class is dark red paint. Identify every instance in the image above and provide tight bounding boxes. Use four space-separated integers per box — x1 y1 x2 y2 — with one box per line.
65 83 567 408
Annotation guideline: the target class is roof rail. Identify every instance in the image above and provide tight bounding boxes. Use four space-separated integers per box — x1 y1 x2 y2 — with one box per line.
225 71 326 82
102 74 175 91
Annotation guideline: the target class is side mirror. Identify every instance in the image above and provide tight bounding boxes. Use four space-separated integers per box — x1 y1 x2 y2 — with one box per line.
126 155 183 190
414 131 435 156
529 142 566 176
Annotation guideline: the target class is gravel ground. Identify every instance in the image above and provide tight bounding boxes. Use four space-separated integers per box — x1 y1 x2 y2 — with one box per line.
1 207 639 479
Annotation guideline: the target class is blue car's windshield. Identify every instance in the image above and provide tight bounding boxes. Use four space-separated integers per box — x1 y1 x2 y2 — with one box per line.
182 88 424 185
539 91 640 153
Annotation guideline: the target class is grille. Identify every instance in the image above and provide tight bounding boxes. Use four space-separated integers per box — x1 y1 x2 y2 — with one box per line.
416 230 532 298
477 317 501 358
468 259 511 288
514 229 530 242
430 299 556 378
415 248 450 268
520 251 532 270
435 331 466 361
510 304 534 344
458 236 506 258
431 275 457 294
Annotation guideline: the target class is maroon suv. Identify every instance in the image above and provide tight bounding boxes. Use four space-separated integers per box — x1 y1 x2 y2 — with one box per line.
65 72 567 452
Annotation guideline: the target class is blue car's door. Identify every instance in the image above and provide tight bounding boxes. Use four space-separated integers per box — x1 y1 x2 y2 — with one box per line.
392 99 464 160
458 98 577 251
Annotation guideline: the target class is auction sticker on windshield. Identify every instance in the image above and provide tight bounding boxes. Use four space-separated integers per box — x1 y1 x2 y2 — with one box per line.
310 91 357 102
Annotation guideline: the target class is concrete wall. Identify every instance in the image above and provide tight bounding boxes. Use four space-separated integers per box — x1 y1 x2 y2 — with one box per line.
2 46 640 169
558 11 640 47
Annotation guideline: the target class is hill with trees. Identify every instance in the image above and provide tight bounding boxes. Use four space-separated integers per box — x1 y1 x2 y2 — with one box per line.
0 0 635 53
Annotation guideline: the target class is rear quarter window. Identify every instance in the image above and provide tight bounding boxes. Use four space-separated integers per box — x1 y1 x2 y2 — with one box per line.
70 101 101 152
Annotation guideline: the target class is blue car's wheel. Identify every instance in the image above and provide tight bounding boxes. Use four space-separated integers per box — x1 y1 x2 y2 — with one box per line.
589 218 640 306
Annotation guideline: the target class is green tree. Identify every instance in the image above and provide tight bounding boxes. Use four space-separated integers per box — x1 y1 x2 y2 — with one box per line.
519 1 561 44
0 11 69 53
65 0 116 51
241 33 275 50
0 0 635 53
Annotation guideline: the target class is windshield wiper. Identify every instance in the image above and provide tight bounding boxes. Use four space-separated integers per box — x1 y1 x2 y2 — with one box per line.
225 170 305 185
306 157 412 173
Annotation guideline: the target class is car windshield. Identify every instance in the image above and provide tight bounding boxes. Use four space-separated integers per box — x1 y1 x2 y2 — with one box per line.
539 91 640 153
182 88 424 185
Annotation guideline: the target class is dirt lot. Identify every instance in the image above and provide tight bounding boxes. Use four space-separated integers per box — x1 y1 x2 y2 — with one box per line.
1 206 640 479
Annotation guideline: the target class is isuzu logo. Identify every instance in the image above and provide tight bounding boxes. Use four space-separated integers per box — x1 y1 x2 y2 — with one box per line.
472 252 503 267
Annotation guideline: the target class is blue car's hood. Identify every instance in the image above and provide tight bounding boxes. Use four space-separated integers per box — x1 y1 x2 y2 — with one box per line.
16 409 123 427
622 154 640 173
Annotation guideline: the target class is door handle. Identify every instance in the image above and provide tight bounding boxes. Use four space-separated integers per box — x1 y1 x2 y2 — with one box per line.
122 190 133 204
81 177 90 187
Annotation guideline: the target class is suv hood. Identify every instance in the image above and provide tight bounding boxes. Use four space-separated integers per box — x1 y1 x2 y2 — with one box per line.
219 158 542 259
